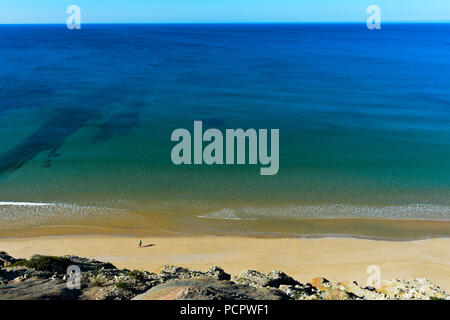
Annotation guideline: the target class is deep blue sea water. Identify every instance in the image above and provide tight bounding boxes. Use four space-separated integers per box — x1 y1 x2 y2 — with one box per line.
0 24 449 229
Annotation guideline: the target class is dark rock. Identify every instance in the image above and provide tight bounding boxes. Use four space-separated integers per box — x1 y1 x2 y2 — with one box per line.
0 252 18 267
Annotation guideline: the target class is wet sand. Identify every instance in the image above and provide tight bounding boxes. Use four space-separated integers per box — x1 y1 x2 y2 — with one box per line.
2 213 450 240
1 232 449 292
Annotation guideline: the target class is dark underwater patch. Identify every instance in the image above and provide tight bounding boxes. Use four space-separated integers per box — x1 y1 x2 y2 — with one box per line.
203 118 225 127
0 108 97 176
93 110 140 142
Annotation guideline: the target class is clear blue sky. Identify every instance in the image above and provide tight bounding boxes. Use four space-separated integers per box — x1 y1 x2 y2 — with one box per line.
1 0 449 23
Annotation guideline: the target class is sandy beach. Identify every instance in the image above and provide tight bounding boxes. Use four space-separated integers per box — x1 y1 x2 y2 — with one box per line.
1 232 449 292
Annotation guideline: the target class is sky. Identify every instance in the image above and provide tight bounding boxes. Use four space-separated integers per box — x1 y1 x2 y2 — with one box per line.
0 0 449 24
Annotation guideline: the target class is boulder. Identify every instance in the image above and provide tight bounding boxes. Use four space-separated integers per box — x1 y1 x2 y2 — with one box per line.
233 270 300 288
0 252 18 267
205 266 231 281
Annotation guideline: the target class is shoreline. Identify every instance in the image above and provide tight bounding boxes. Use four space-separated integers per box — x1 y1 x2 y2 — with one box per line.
2 227 450 242
1 232 449 292
2 215 450 240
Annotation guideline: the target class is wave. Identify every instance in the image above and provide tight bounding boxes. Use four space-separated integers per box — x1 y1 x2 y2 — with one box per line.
1 201 449 232
197 208 257 220
198 204 450 221
0 201 53 206
0 201 131 229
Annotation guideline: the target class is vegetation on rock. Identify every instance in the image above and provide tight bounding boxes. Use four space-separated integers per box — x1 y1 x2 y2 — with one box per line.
12 255 72 273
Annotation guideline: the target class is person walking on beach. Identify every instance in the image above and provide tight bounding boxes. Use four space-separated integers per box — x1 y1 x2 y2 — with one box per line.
138 240 142 248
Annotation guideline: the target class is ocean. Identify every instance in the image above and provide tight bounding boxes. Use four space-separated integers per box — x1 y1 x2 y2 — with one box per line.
0 24 449 237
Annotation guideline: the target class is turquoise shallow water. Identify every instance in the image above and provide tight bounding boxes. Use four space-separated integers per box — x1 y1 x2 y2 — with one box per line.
0 24 449 228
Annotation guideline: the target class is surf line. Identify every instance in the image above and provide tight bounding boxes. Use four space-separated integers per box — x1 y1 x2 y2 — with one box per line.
170 121 279 175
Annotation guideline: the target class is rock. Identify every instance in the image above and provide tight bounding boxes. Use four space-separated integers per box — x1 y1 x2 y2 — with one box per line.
309 279 368 300
278 285 298 299
310 277 331 291
233 270 300 288
0 277 81 300
12 276 26 283
63 256 117 272
341 281 385 300
379 278 449 300
133 278 290 300
278 283 320 300
0 252 18 267
266 271 300 288
158 265 190 275
157 265 191 281
156 265 231 282
205 266 231 281
309 279 355 300
0 252 448 300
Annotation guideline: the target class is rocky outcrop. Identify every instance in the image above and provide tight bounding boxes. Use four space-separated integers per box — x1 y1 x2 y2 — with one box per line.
133 278 289 300
157 265 231 281
378 278 449 300
0 276 81 300
0 251 18 268
232 270 300 288
283 277 449 300
0 252 448 300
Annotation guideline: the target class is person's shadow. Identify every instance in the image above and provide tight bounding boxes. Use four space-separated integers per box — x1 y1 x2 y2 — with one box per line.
142 244 155 248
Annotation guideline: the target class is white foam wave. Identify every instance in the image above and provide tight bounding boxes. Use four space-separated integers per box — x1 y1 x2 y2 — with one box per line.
0 200 131 229
197 208 257 220
198 204 450 221
0 201 53 206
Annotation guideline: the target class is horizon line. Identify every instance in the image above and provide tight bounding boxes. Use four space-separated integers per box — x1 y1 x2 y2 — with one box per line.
1 21 450 25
